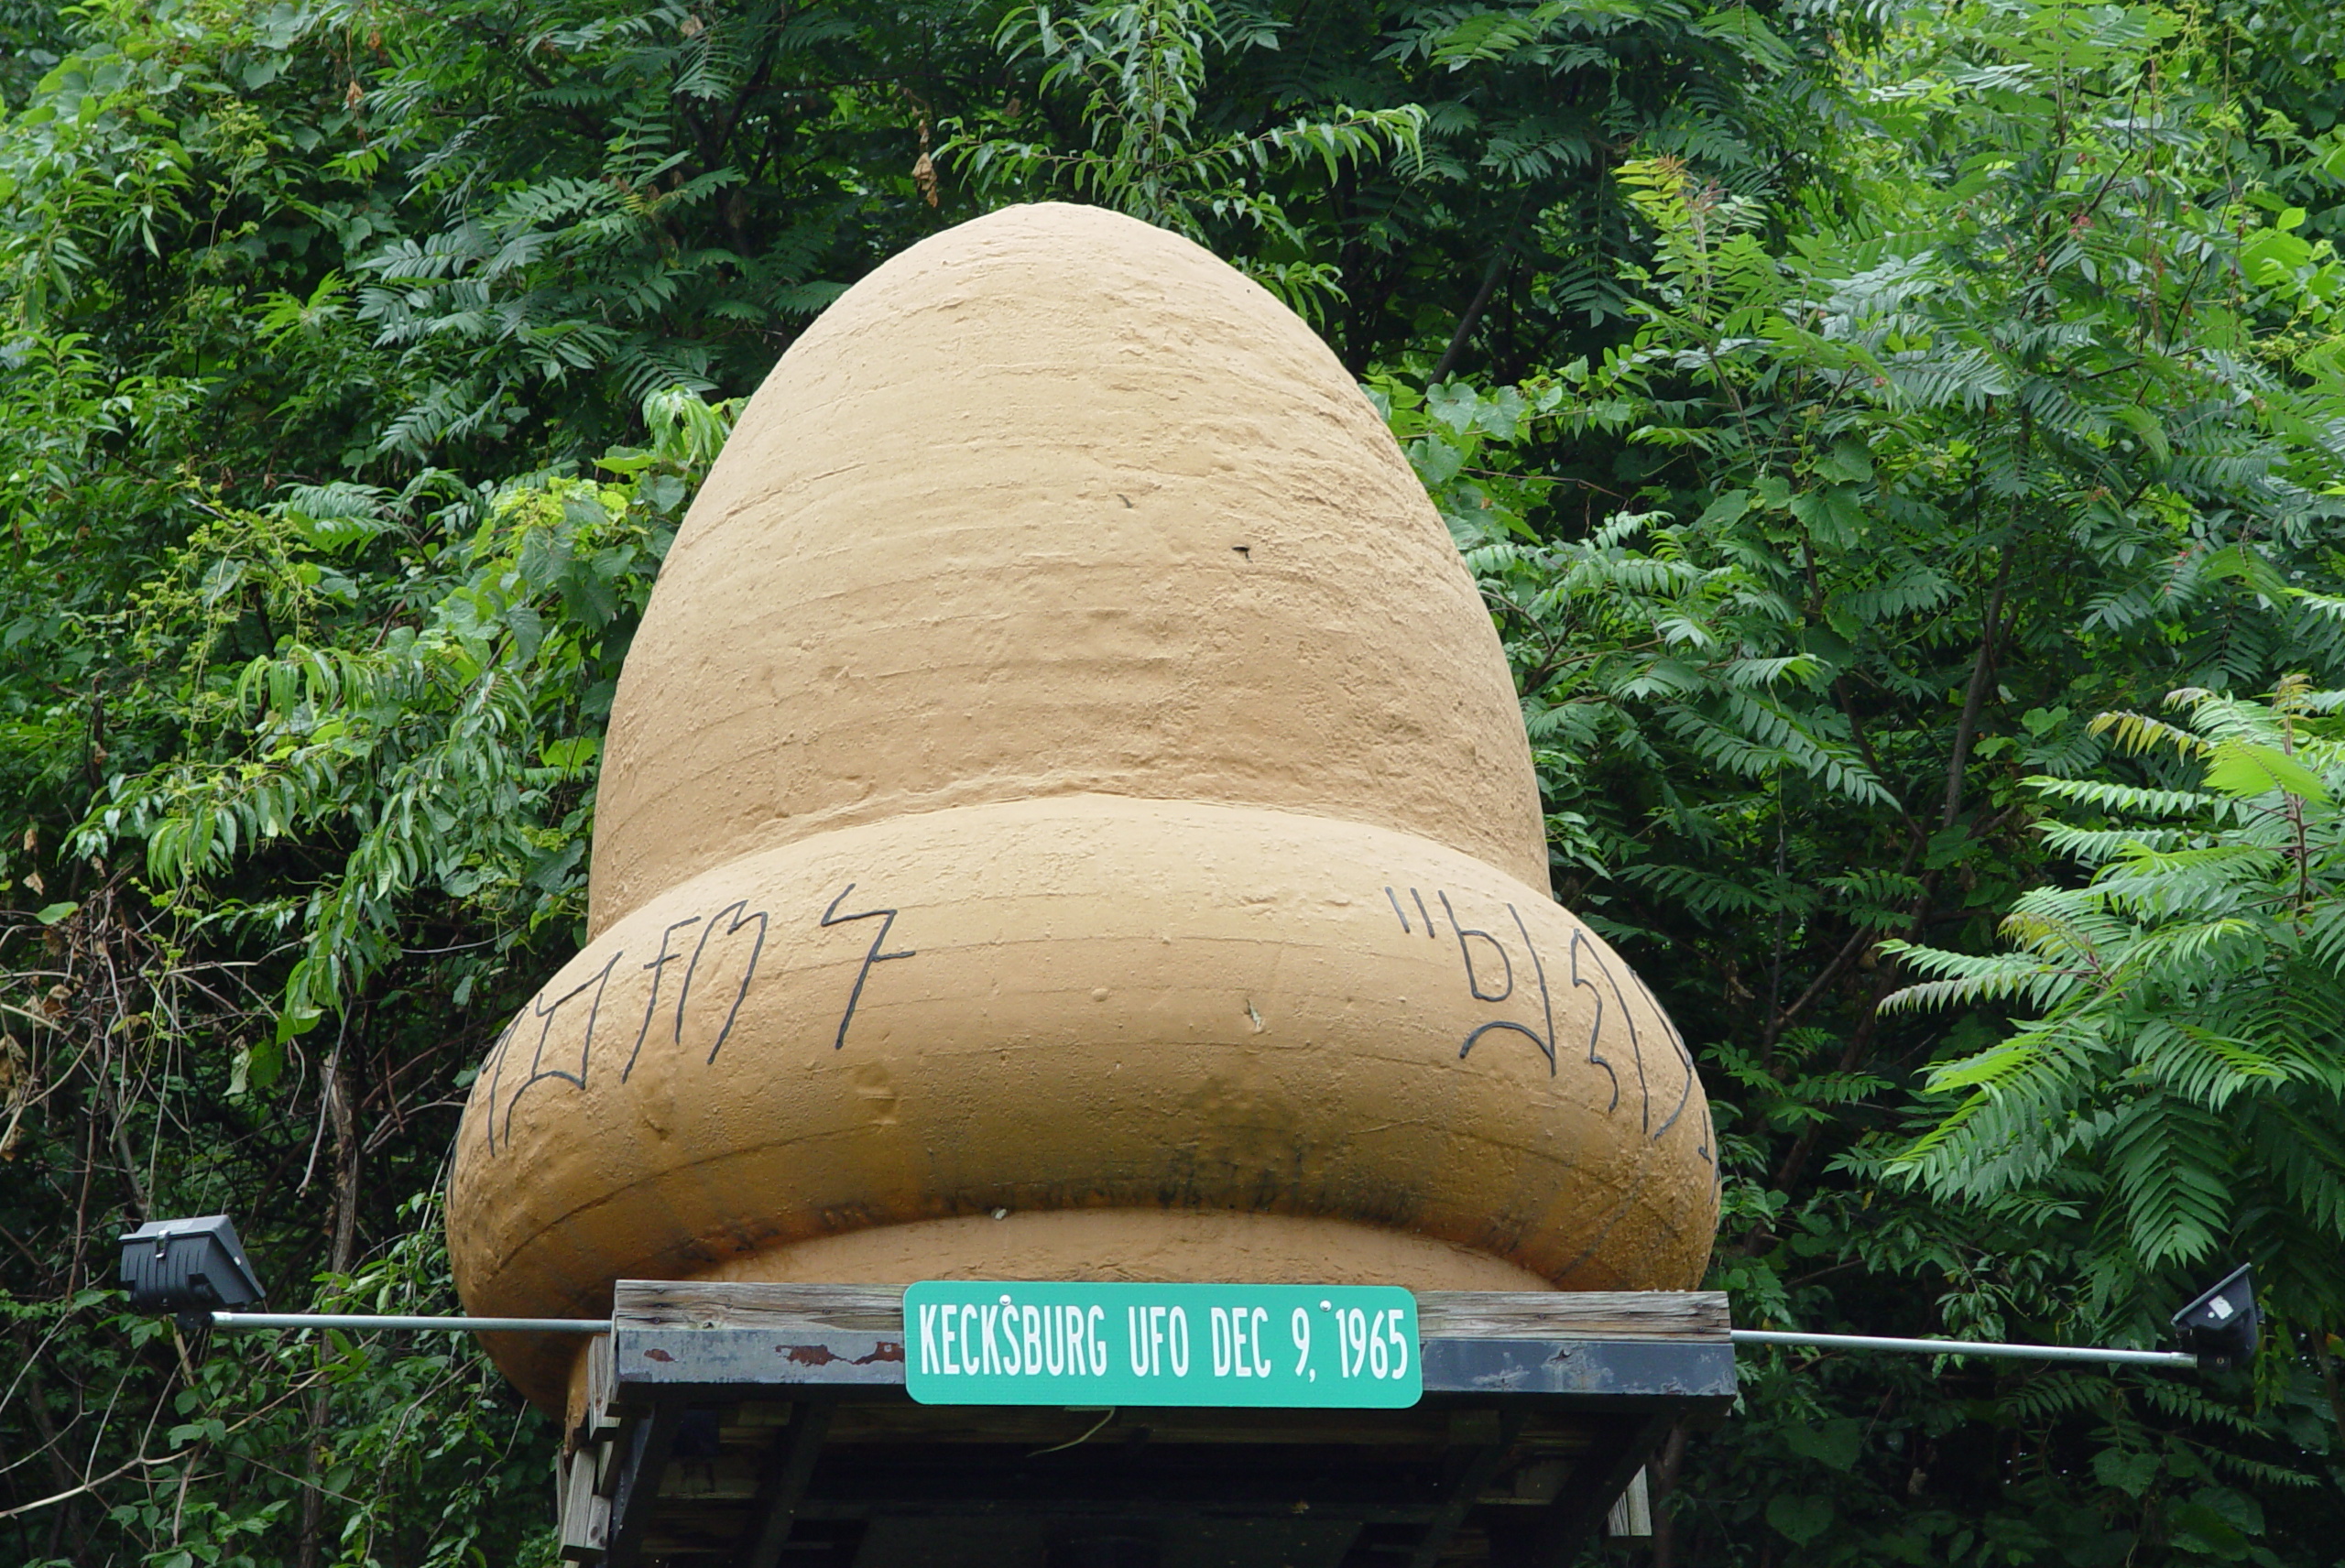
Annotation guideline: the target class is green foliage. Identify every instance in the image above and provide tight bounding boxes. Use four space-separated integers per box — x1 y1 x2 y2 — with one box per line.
8 0 2345 1563
0 2 1808 1560
954 0 1425 315
1889 680 2345 1337
1372 1 2345 1559
82 388 725 1046
0 393 724 1567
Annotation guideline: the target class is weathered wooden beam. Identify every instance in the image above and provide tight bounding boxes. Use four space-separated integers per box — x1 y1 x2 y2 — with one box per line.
617 1280 907 1332
1418 1290 1728 1340
792 1490 1444 1519
614 1282 1728 1340
608 1282 1735 1403
590 1282 1731 1562
557 1444 610 1562
818 1403 1554 1449
612 1333 1731 1399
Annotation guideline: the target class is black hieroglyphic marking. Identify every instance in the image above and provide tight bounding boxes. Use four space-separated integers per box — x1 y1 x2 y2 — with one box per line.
1387 886 1444 941
1649 985 1714 1171
1580 938 1648 1131
623 915 701 1083
1594 937 1651 1129
1438 891 1513 1003
1624 964 1704 1157
821 883 916 1051
681 899 770 1064
1444 899 1556 1068
1452 898 1558 1074
1388 887 1440 941
499 948 625 1146
1566 931 1621 1113
1506 904 1558 1063
480 1012 524 1157
1457 1016 1557 1073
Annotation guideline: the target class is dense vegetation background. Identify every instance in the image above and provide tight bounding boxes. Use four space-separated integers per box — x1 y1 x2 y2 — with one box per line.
5 0 2345 1563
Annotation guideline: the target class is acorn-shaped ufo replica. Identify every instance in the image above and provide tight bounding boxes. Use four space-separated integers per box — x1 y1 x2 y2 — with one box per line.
448 203 1718 1414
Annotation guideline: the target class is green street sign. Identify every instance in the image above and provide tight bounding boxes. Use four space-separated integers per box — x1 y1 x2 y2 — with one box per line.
904 1281 1422 1409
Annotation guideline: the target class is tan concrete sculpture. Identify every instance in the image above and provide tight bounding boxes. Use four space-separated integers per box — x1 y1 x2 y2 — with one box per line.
446 203 1718 1415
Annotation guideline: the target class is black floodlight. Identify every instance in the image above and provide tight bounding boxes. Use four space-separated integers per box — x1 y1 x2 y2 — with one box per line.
2171 1263 2258 1370
119 1215 263 1329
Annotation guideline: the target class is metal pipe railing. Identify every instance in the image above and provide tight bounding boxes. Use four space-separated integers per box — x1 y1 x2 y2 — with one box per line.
1730 1328 2196 1367
210 1312 610 1334
202 1313 2199 1367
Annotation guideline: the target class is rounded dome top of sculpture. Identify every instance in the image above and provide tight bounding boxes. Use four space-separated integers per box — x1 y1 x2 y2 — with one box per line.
588 202 1549 933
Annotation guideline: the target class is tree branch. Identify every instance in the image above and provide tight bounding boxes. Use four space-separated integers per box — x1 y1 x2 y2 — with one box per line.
1430 197 1532 384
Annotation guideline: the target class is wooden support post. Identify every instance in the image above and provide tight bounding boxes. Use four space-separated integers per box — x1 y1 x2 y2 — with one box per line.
734 1399 833 1568
1523 1410 1682 1566
1606 1470 1652 1539
558 1444 612 1562
604 1399 682 1568
1404 1409 1523 1568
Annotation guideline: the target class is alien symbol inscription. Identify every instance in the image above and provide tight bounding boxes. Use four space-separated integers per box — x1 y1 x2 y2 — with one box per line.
1384 883 1710 1167
480 878 923 1156
820 883 916 1051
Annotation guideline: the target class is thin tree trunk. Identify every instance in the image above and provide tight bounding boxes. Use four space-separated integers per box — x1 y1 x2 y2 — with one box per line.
326 1043 360 1277
19 1355 84 1564
1649 1425 1690 1568
297 1040 362 1568
1940 555 2014 833
2310 1323 2345 1456
1755 528 2019 1216
1430 198 1532 384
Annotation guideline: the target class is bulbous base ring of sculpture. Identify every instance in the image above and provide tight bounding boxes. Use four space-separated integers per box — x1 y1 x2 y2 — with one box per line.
451 796 1718 1411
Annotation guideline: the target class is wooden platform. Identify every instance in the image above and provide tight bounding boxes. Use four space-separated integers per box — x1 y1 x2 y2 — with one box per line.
556 1283 1734 1568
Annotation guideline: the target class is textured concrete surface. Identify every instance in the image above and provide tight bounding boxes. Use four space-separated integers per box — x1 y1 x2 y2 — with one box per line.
588 201 1547 933
447 205 1718 1413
